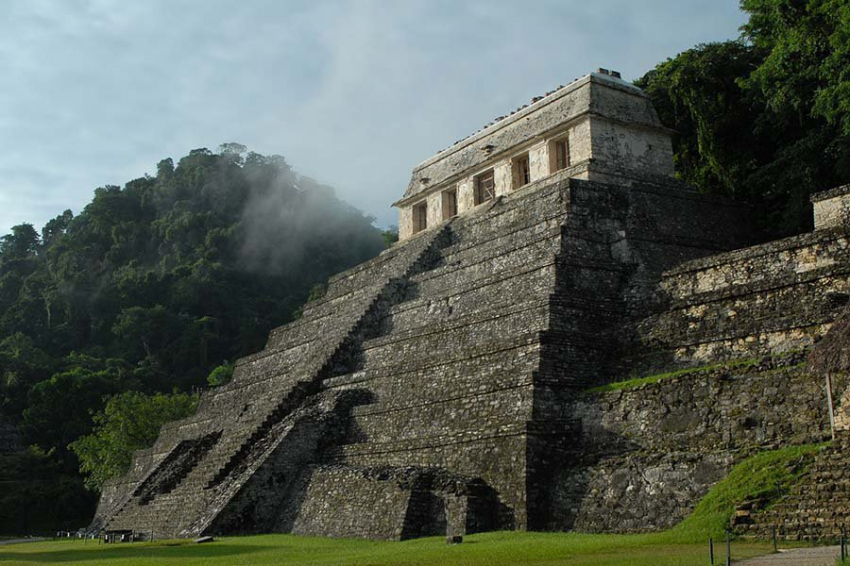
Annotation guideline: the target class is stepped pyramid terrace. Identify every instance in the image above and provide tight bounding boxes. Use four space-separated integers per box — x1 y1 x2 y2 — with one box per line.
92 70 850 541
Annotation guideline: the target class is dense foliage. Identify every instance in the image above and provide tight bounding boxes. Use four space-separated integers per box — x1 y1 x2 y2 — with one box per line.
0 447 95 534
636 0 850 237
70 391 199 490
0 144 385 533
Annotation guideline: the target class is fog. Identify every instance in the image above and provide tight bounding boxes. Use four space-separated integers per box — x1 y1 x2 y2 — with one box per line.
236 153 384 276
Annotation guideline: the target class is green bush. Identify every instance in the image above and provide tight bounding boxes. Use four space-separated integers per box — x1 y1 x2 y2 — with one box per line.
70 391 199 490
207 362 234 387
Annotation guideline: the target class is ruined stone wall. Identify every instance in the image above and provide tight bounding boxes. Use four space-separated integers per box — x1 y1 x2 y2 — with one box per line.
521 179 754 529
285 465 491 540
539 201 850 534
546 355 847 532
97 165 847 540
588 116 674 178
198 390 365 537
535 179 752 405
96 224 452 537
734 432 850 540
813 185 850 231
314 176 751 533
290 466 415 539
321 182 571 529
836 384 850 432
404 74 665 199
633 229 850 373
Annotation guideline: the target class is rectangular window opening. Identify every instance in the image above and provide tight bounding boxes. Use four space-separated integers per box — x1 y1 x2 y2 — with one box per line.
474 170 496 205
442 188 458 220
412 202 428 233
512 153 531 189
549 136 571 173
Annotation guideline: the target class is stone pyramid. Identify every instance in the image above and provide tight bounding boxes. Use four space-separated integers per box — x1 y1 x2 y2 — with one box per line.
92 71 850 540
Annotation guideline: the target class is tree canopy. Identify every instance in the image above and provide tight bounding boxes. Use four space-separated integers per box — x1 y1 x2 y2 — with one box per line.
69 391 199 490
636 0 850 237
0 144 386 532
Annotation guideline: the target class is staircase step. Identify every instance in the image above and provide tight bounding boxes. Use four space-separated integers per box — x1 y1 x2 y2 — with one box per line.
737 442 850 540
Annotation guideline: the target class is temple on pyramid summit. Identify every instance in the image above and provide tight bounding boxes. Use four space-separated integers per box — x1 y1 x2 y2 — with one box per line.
92 70 850 541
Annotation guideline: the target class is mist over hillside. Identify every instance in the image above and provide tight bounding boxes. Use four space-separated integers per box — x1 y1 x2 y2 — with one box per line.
0 144 388 532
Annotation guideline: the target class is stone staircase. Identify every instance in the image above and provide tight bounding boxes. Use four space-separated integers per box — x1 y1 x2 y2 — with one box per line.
96 223 453 538
136 431 222 505
206 380 322 490
311 185 570 530
93 176 761 538
734 433 850 540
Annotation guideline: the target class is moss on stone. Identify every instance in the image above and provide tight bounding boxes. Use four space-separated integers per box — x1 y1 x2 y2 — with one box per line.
584 351 808 395
583 358 761 395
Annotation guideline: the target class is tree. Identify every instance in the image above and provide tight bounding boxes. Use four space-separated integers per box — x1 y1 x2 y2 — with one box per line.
70 390 199 490
21 365 124 452
0 143 385 529
0 447 95 534
741 0 850 136
156 158 174 180
207 361 234 387
0 333 53 419
0 224 39 262
637 1 850 236
381 227 399 248
41 210 73 248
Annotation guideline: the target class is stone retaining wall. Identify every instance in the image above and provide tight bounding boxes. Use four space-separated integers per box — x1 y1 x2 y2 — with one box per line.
544 355 848 532
734 432 850 540
628 229 850 375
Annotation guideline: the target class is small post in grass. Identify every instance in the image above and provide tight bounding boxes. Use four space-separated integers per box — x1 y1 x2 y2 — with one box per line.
772 526 778 553
841 525 846 562
709 537 714 565
725 529 731 566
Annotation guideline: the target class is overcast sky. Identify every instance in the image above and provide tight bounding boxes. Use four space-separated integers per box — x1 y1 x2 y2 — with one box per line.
0 0 747 234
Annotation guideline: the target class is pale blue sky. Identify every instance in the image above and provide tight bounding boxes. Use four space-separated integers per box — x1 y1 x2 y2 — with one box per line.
0 0 747 234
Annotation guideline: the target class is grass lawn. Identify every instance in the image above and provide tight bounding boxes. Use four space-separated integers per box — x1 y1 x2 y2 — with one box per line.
0 443 826 565
0 531 777 566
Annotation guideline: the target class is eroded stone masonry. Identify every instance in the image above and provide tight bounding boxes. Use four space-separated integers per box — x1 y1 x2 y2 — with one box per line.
93 70 850 540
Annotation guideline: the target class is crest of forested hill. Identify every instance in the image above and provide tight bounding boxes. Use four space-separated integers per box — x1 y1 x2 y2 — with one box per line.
0 144 388 532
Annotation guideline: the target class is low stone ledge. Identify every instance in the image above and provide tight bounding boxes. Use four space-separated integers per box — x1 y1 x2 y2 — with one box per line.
664 229 848 277
811 184 850 203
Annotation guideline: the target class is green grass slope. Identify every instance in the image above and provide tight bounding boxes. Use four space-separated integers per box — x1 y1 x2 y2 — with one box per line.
662 443 823 542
